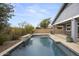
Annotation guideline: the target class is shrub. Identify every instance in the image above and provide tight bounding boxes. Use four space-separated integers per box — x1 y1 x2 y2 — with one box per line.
50 31 54 34
66 35 73 42
10 30 20 40
0 34 6 45
11 34 19 40
24 24 34 34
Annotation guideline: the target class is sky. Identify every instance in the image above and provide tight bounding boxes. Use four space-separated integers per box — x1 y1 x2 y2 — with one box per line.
8 3 62 27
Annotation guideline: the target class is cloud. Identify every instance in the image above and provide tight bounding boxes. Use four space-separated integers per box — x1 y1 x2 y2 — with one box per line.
27 9 37 14
13 4 51 20
39 9 49 14
25 5 51 18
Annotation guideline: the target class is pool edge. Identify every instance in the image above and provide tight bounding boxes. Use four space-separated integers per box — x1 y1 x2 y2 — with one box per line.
0 34 31 56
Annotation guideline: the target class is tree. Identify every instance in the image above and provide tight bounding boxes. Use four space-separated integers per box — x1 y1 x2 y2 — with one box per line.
18 21 27 35
0 3 14 45
24 24 34 34
39 18 50 28
18 21 27 28
0 3 14 31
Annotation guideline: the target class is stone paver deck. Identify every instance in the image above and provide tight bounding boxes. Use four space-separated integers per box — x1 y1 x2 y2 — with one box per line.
49 34 79 55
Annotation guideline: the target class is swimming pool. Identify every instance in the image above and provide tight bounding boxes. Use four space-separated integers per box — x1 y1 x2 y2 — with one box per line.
6 36 66 56
7 35 69 56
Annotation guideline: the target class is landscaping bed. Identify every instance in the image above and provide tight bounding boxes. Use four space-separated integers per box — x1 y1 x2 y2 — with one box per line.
0 40 21 53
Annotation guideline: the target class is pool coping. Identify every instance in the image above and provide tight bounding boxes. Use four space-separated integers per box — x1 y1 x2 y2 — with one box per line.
0 34 31 56
49 34 79 55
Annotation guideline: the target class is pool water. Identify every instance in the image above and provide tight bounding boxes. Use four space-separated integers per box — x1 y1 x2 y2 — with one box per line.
10 36 67 56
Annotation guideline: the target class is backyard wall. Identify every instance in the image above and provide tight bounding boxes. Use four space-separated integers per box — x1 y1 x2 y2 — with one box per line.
34 28 52 33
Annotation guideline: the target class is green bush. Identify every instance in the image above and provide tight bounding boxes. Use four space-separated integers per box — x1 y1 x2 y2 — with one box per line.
24 24 34 34
66 35 73 42
0 34 6 45
10 31 20 40
50 31 54 34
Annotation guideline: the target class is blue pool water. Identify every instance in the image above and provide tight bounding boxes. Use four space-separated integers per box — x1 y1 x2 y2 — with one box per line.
10 36 67 56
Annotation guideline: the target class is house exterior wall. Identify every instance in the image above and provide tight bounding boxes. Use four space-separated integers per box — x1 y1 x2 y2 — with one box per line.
53 21 71 35
52 3 79 42
55 4 79 24
53 25 65 34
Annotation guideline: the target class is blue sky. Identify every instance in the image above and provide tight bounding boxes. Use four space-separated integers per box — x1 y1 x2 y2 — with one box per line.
9 3 62 27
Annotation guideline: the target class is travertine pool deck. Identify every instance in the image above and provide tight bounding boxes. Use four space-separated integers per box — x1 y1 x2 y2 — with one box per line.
49 34 79 55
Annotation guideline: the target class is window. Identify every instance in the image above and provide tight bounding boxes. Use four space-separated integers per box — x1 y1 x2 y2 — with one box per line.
78 27 79 33
57 27 62 29
58 24 63 26
78 23 79 25
67 24 70 26
67 28 70 30
66 23 71 31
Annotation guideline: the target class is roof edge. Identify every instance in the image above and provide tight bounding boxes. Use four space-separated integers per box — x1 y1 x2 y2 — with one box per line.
51 3 68 25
